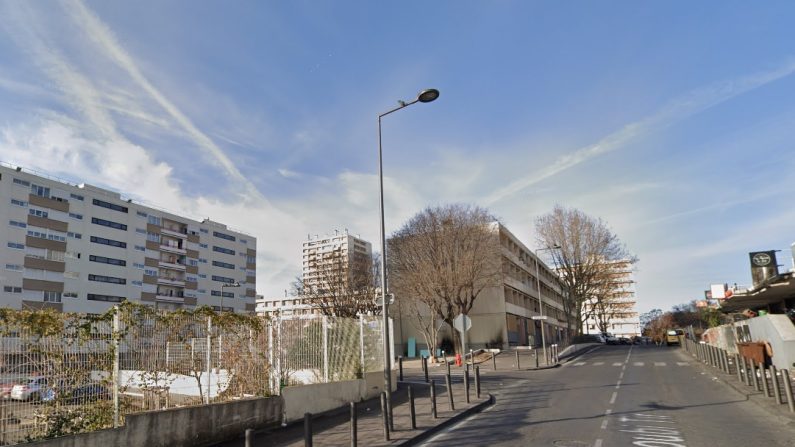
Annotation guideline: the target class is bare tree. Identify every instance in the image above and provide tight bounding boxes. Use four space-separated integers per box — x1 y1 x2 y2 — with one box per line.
389 204 503 355
535 205 637 337
293 246 381 317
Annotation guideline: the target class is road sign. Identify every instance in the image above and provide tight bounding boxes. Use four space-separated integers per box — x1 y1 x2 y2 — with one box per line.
531 316 548 320
453 314 472 333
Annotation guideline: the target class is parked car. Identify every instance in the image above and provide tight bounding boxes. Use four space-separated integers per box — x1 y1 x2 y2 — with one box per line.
10 376 48 401
618 337 632 345
0 378 17 399
603 333 619 345
41 383 108 404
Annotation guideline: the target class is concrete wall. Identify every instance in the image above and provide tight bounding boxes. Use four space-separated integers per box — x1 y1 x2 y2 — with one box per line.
27 397 283 447
704 314 795 371
281 370 394 423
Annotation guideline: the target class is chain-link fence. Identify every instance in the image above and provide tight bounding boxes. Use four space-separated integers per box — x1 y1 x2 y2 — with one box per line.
0 306 386 445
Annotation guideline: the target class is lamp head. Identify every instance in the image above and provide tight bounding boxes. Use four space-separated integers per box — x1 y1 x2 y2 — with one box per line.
417 89 440 103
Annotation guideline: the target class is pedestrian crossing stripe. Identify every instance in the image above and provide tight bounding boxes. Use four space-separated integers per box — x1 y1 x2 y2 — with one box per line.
593 362 605 366
634 362 644 366
569 361 690 367
612 362 623 366
574 362 586 366
654 362 667 366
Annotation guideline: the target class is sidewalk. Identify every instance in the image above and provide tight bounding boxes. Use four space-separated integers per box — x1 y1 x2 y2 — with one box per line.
216 380 492 447
399 349 558 375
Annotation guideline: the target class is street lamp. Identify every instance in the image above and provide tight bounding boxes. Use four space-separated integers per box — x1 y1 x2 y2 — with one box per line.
220 281 241 313
535 244 560 364
378 88 439 427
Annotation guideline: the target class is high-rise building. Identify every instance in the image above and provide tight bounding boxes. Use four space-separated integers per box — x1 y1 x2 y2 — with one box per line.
0 163 257 314
301 230 372 290
580 259 640 338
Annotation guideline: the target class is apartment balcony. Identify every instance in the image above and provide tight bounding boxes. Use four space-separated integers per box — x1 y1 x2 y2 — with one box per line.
160 244 186 255
157 276 185 287
158 260 186 271
161 227 188 239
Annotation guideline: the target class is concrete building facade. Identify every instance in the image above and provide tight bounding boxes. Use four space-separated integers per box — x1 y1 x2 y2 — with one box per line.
0 163 257 314
581 259 641 338
394 223 570 354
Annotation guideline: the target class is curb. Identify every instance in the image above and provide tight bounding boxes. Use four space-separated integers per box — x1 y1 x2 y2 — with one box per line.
400 394 495 446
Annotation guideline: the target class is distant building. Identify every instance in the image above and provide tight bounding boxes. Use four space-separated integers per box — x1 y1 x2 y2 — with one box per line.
0 163 257 314
580 259 640 338
257 230 373 317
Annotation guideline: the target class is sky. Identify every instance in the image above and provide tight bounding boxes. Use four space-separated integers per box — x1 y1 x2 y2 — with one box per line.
1 0 794 314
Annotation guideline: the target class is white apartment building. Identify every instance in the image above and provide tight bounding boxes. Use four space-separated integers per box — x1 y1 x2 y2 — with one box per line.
257 231 373 317
0 163 257 314
581 259 640 338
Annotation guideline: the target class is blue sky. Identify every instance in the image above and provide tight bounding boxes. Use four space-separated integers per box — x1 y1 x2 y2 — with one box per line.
1 1 794 313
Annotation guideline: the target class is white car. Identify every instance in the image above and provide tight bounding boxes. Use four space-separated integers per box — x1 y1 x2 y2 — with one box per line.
10 376 48 401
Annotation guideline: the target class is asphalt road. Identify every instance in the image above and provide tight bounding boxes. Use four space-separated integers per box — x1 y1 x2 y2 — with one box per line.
419 345 795 447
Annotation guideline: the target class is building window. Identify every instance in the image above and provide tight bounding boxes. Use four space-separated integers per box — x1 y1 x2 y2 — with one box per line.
5 264 23 271
67 232 82 239
13 178 30 187
136 211 148 218
134 245 145 252
88 274 126 285
146 232 159 242
211 290 234 298
70 193 84 201
246 255 256 264
11 198 27 207
188 259 199 267
211 275 235 283
131 280 143 287
213 231 236 242
87 294 126 303
30 184 50 198
240 238 248 244
43 291 61 302
199 228 208 234
186 276 198 283
212 246 235 255
147 215 161 226
135 228 147 235
199 243 208 249
212 260 235 269
92 198 128 213
89 255 127 267
90 236 126 248
7 242 24 250
68 213 83 220
9 220 27 228
63 292 78 298
133 262 145 269
198 273 207 279
63 271 79 279
29 209 48 218
91 217 127 231
3 286 22 293
144 268 157 277
199 258 208 264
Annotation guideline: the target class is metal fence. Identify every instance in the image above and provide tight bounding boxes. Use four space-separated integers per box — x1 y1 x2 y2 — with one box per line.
0 307 385 445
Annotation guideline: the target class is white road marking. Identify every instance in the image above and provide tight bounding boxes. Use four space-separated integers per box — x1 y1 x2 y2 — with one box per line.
677 362 689 366
633 362 644 366
615 380 622 389
609 391 617 404
605 409 613 415
654 362 667 366
594 439 603 447
593 362 605 366
601 419 608 429
574 362 586 366
613 362 623 366
619 371 624 380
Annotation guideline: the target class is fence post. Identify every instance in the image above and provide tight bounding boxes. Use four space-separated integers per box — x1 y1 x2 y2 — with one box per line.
304 412 313 447
112 305 121 428
516 351 520 370
323 316 329 383
445 374 454 411
430 379 438 419
783 369 795 413
380 392 390 441
761 362 772 398
206 316 213 404
464 369 470 404
771 365 783 405
399 356 404 382
276 317 283 393
350 401 357 447
359 317 365 375
408 385 417 429
475 366 481 398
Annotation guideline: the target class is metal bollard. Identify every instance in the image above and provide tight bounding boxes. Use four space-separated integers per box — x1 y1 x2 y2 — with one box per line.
447 357 452 376
350 402 357 447
735 354 743 382
723 350 731 374
445 374 455 411
536 349 539 368
720 349 727 373
742 356 752 387
492 352 497 370
380 392 390 441
470 348 475 370
399 356 404 382
516 351 520 370
245 428 254 447
464 369 470 403
782 369 795 413
771 365 783 405
408 385 417 429
424 357 429 383
430 379 438 418
752 362 761 391
761 363 772 398
304 413 313 447
475 366 481 398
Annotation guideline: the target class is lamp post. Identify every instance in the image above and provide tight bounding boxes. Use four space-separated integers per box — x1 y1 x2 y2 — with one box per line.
378 88 439 426
220 281 241 313
535 245 560 364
